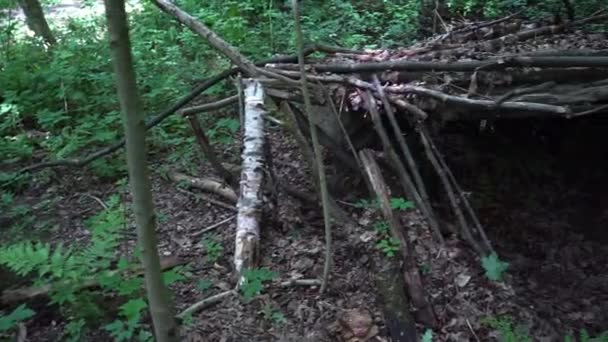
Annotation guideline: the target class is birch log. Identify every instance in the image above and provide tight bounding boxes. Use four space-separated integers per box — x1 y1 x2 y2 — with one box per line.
234 79 267 277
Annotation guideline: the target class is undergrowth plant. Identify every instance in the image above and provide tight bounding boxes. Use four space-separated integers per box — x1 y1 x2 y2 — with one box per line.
240 267 277 301
356 197 414 257
0 304 35 336
0 194 187 340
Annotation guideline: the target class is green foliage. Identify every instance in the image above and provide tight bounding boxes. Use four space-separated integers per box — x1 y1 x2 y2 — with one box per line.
565 329 608 342
390 197 416 211
63 318 86 342
261 304 286 325
207 117 240 145
482 316 532 342
0 304 35 333
202 237 224 263
196 279 213 292
240 267 277 300
421 329 433 342
0 195 186 338
373 221 390 234
481 252 509 282
355 197 414 211
376 237 401 257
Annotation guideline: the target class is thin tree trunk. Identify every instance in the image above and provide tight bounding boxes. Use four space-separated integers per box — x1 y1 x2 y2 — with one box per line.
292 0 333 293
18 0 55 45
103 1 177 341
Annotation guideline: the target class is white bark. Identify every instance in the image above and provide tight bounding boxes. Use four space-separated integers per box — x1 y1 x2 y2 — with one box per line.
234 79 267 276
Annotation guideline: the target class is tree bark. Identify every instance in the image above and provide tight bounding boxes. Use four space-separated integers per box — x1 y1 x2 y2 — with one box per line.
103 1 177 341
359 149 437 327
269 56 608 73
292 0 333 293
18 0 56 45
234 79 267 277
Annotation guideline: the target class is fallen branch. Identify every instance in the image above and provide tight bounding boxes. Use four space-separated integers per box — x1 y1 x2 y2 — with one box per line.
359 149 437 327
175 188 236 211
192 215 237 238
177 277 323 318
180 95 239 116
170 171 237 202
187 115 235 186
280 278 322 287
386 85 571 116
268 56 608 74
566 104 608 119
234 79 267 277
177 290 236 319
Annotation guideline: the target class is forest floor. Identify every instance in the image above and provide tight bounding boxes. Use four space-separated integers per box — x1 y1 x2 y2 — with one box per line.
2 4 608 342
11 107 608 341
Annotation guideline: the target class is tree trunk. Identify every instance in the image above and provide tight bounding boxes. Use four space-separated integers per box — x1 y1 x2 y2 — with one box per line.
17 0 55 45
103 0 177 341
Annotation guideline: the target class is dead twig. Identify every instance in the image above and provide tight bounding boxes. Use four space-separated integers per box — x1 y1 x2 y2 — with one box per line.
280 278 322 287
192 215 237 238
186 115 235 187
177 290 236 319
180 95 239 116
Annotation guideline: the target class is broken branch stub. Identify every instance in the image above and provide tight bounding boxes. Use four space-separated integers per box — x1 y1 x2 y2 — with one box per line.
234 79 267 278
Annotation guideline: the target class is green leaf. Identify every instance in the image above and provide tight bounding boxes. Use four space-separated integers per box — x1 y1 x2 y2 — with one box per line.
421 329 433 342
163 268 186 286
481 252 509 282
116 277 144 296
390 197 415 211
196 279 213 292
0 304 35 332
119 298 148 322
240 267 277 300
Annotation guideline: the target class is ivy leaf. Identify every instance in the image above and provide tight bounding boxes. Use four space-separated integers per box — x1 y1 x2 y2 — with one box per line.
482 252 509 281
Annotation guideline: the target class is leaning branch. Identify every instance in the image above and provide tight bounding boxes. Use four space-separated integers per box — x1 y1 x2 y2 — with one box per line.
292 0 333 294
180 95 239 116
